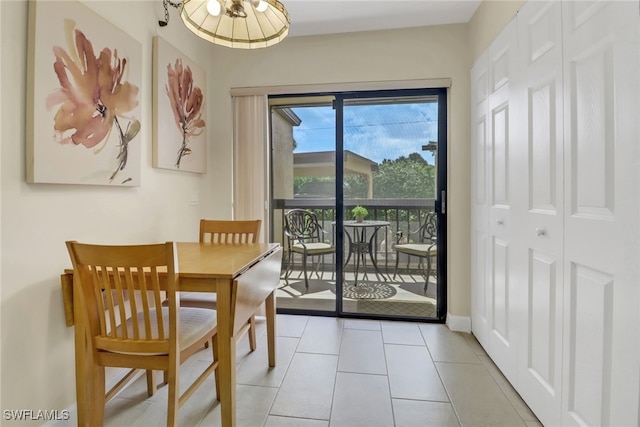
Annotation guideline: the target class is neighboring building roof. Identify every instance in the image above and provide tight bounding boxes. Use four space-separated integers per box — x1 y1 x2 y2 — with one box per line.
294 150 379 175
274 107 302 126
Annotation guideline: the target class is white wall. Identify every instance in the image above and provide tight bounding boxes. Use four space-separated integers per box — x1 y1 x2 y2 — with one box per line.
1 0 476 419
468 0 525 62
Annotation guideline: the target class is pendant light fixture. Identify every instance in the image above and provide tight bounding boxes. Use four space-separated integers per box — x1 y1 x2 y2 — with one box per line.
161 0 290 49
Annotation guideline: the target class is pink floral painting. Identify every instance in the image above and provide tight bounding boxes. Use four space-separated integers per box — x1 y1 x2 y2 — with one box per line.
27 1 142 186
153 36 207 173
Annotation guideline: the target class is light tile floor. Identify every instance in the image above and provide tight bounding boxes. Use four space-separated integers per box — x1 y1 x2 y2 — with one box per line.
54 315 542 427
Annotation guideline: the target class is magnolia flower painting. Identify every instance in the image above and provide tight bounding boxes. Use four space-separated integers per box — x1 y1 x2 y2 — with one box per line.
153 36 207 173
166 58 206 168
48 22 140 182
27 1 142 186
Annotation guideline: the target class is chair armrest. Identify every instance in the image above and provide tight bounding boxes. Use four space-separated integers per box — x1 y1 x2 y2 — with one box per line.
285 230 309 250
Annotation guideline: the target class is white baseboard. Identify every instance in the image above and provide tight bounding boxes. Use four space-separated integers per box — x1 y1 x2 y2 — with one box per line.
446 313 471 332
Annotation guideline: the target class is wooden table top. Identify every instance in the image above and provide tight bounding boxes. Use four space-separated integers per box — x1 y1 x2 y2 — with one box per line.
175 242 279 279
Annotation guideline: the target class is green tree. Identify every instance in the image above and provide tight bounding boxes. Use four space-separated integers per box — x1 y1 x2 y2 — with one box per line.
293 175 369 198
293 176 315 194
373 153 435 198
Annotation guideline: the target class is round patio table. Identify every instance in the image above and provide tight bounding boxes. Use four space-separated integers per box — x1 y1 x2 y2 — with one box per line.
342 220 390 285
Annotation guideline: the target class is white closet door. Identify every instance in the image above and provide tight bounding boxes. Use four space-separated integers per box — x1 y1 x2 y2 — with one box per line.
561 2 640 426
486 18 519 383
471 51 490 348
514 2 564 425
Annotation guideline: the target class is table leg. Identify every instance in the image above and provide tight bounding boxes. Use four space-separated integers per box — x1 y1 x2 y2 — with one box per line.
354 243 362 285
367 226 388 281
344 230 354 266
367 243 387 281
216 278 236 427
265 290 277 367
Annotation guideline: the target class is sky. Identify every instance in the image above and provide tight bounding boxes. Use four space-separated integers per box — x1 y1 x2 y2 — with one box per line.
291 101 439 165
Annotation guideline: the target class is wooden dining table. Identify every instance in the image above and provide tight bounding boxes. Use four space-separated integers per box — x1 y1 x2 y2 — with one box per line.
60 242 283 427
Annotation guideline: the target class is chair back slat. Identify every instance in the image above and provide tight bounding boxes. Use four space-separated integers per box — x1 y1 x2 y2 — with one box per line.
66 241 176 354
149 266 166 340
137 268 154 340
199 219 261 244
112 269 130 339
124 268 140 340
93 267 112 337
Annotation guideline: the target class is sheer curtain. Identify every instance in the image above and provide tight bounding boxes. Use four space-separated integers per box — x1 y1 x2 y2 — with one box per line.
232 95 269 243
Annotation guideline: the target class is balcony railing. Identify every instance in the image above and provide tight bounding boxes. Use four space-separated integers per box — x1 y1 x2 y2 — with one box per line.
272 198 436 274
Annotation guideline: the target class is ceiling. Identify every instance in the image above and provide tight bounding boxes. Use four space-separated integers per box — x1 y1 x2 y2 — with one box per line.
284 1 482 37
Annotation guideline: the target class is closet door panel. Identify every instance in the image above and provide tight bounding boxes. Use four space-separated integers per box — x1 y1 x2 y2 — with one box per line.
528 250 558 382
515 2 564 425
562 2 639 426
528 81 559 214
486 18 518 382
471 51 490 347
491 237 510 341
566 264 614 426
471 229 489 345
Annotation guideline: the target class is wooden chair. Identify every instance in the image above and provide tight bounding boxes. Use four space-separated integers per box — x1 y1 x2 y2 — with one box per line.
198 219 261 244
66 241 219 427
393 211 437 292
283 209 336 288
179 219 261 351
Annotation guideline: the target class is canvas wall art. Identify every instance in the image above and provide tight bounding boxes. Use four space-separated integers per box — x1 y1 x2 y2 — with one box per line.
152 36 207 173
27 1 142 186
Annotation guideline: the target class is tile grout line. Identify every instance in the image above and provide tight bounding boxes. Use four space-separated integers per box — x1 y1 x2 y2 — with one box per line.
326 316 347 426
263 315 311 426
381 329 398 427
418 324 464 427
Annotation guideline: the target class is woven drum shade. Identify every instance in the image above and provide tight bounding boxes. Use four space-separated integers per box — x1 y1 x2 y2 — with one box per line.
180 0 290 49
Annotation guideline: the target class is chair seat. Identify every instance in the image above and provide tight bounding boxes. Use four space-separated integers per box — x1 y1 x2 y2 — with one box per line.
116 307 217 354
178 291 256 351
395 243 437 257
291 242 335 255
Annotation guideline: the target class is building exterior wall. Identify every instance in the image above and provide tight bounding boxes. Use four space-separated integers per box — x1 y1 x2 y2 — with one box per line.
271 110 295 200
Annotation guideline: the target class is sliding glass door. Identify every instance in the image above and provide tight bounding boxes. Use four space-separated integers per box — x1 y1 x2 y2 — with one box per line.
337 90 446 319
270 89 447 321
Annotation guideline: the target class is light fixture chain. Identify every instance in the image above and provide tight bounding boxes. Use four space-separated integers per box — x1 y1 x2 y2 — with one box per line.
160 0 183 27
